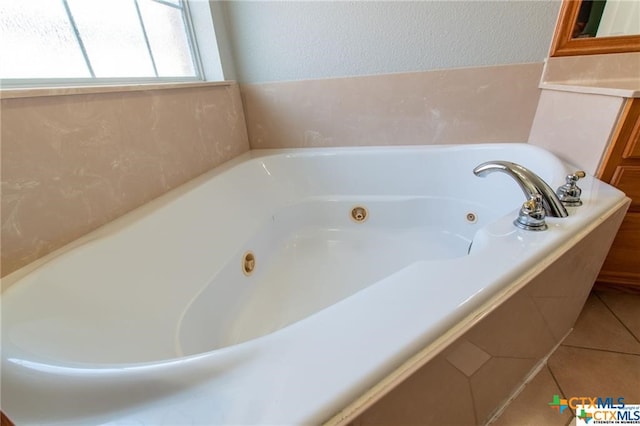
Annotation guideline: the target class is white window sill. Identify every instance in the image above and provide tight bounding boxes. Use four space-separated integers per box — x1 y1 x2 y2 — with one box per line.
0 80 235 100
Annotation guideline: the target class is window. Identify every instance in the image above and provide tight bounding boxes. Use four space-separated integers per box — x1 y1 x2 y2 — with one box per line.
0 0 204 87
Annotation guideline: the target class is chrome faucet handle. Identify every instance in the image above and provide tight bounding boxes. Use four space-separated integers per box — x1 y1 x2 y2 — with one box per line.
515 194 547 231
556 170 586 207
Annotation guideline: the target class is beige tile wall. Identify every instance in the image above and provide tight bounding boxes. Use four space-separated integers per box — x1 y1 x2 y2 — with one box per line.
1 62 546 277
528 89 625 175
240 63 544 149
530 52 640 176
1 83 250 277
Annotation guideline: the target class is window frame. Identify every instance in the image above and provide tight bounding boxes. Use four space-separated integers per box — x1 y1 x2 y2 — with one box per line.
0 0 209 89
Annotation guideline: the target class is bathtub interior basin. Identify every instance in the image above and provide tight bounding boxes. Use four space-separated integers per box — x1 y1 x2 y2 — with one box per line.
3 195 498 366
178 196 500 355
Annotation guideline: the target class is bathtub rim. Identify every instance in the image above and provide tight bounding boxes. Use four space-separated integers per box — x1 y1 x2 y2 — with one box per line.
0 142 631 424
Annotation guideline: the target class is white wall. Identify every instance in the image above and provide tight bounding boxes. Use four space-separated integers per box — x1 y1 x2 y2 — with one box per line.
220 1 561 83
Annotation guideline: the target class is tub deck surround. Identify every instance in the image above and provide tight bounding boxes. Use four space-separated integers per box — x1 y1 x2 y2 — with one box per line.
540 52 640 98
0 144 629 424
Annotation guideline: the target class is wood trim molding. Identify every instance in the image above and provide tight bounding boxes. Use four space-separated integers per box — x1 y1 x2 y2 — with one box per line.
1 412 14 426
550 0 640 57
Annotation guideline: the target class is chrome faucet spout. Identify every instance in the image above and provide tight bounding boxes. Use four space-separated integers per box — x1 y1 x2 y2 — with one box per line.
473 161 569 218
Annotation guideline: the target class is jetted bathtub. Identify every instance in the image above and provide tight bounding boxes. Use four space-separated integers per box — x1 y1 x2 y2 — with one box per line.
1 143 629 425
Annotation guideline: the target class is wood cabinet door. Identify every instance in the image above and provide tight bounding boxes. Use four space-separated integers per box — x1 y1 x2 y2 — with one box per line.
597 98 640 290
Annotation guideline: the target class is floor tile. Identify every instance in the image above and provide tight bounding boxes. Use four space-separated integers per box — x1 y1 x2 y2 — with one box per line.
597 291 640 342
446 339 491 377
548 345 640 402
562 294 640 355
495 291 640 425
491 366 572 426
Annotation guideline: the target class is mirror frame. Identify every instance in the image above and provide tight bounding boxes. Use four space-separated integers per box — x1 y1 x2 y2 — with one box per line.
550 0 640 57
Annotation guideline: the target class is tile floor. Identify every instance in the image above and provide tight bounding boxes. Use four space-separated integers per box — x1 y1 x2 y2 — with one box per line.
490 288 640 426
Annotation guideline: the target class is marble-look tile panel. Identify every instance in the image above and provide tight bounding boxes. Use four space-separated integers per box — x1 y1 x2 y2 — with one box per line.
1 84 250 277
528 90 624 175
526 203 628 341
465 290 556 359
357 352 476 426
471 356 539 424
241 63 544 149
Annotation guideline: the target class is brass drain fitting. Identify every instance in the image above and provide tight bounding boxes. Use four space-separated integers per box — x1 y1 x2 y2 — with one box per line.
351 206 368 223
242 251 255 276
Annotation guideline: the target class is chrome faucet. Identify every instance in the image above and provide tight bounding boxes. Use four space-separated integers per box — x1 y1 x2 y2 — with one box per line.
556 170 586 206
473 161 569 231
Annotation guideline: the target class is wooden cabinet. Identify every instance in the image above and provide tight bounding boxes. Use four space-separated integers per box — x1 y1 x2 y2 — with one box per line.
611 166 640 210
622 112 640 159
597 98 640 290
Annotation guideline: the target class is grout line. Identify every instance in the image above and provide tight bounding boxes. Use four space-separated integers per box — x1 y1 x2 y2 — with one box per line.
566 415 576 426
560 342 640 357
484 354 551 361
547 364 564 396
595 292 640 345
548 363 577 417
467 376 480 426
469 374 481 425
485 332 573 426
484 358 546 425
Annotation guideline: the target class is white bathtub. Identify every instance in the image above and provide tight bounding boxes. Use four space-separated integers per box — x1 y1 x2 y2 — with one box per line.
1 143 629 425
